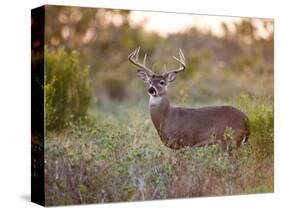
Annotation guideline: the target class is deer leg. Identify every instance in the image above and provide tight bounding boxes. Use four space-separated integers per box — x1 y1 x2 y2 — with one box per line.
219 130 247 154
219 139 230 153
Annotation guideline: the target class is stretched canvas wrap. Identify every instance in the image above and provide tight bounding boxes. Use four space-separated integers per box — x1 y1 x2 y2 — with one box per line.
31 5 274 207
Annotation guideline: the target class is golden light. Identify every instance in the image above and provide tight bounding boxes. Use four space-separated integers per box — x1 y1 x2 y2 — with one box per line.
129 11 273 39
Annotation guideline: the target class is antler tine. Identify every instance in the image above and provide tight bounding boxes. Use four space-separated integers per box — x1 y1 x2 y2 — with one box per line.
179 48 185 61
167 48 186 74
143 53 147 66
128 47 154 76
136 46 140 60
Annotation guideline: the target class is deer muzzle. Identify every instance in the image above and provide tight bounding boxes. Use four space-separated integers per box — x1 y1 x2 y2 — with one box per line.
148 86 157 96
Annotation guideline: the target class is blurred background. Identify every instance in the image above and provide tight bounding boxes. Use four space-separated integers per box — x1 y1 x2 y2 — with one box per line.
44 6 273 110
38 5 274 205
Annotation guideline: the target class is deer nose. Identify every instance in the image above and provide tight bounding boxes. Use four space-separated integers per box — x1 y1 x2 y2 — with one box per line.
148 87 156 95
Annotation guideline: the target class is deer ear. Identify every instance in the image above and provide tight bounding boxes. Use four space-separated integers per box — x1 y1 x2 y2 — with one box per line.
137 69 151 83
164 72 176 83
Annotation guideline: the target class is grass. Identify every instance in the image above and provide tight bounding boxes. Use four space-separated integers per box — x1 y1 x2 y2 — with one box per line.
44 94 273 206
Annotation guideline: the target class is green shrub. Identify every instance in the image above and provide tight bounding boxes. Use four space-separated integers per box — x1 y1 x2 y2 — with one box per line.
45 47 92 130
45 95 273 205
234 94 274 161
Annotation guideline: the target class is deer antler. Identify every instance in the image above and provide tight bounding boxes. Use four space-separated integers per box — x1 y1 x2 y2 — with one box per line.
165 48 186 74
128 47 155 76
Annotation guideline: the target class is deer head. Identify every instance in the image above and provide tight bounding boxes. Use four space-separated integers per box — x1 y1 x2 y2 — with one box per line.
128 47 186 97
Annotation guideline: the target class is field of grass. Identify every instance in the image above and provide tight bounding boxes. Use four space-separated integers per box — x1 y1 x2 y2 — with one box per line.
45 94 273 206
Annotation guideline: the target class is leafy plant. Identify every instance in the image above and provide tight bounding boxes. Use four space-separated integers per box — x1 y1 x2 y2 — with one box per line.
45 96 273 205
45 47 92 130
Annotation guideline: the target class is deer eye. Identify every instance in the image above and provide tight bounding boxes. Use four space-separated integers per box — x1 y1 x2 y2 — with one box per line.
160 80 165 85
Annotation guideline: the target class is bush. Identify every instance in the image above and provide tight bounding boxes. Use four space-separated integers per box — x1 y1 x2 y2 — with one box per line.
45 95 273 205
234 94 274 161
45 47 92 130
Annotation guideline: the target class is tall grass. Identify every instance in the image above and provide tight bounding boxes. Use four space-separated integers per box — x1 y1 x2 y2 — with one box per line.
45 95 273 206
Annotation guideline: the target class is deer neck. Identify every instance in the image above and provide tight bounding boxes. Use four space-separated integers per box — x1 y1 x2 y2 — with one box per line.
149 95 170 131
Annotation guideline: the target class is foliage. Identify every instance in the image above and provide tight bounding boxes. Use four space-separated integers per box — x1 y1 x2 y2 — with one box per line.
45 47 92 130
45 96 273 205
234 94 274 162
44 7 273 104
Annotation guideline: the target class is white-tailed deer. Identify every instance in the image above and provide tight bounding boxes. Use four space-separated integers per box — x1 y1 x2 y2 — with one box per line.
128 47 250 151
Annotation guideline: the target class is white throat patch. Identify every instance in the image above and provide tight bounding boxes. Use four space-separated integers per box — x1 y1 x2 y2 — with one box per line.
149 96 162 106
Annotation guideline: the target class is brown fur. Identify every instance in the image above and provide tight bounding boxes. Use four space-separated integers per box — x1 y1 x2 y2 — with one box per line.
150 94 250 151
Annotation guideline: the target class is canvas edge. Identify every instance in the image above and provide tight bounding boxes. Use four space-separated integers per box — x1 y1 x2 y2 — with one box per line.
31 5 45 207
